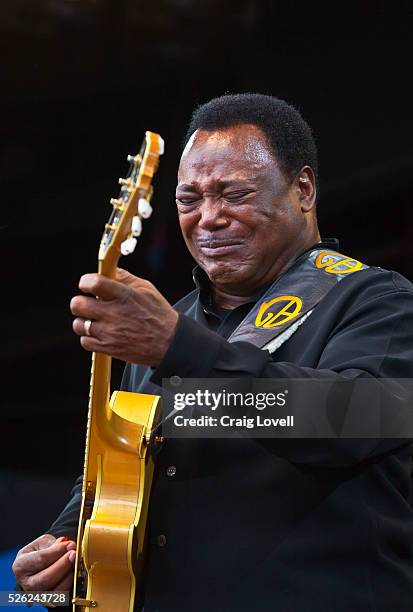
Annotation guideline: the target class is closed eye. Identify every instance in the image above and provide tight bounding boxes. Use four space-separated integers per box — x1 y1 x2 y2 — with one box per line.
176 196 200 205
223 191 253 202
176 190 254 206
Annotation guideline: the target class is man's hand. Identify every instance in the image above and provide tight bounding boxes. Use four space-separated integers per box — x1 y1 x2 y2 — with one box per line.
12 534 76 592
71 268 179 366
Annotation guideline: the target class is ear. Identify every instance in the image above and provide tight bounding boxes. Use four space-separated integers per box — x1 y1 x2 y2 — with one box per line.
293 166 317 213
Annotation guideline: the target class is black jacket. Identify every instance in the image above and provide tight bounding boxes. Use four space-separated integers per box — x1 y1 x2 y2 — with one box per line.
50 244 413 612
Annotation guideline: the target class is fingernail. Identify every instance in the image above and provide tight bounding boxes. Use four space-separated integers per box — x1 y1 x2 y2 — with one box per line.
68 550 76 563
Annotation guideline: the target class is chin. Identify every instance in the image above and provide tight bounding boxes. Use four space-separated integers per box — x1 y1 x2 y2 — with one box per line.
203 260 250 287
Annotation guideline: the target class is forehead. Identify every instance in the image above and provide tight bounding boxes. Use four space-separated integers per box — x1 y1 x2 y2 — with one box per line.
178 124 276 183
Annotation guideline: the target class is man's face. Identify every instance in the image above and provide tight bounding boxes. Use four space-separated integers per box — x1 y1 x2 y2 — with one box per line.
176 124 314 295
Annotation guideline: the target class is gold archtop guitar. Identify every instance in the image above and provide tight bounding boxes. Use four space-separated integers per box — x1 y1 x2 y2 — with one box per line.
72 131 164 612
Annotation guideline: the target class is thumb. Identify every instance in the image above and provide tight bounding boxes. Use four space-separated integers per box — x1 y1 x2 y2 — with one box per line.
19 534 56 555
36 534 57 550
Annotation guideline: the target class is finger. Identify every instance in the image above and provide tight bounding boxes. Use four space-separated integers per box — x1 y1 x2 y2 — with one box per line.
52 562 76 591
70 295 105 320
79 335 108 354
72 317 103 339
43 565 76 608
79 273 129 300
15 540 73 577
116 268 152 289
24 550 76 591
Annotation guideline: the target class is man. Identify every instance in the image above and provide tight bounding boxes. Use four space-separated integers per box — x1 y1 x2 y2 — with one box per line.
13 94 413 611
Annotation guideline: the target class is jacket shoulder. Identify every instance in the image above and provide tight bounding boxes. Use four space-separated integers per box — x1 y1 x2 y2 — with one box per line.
334 266 413 303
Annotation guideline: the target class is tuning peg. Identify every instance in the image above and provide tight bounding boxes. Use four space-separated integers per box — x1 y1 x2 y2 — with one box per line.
121 237 137 256
138 198 152 219
120 185 131 201
127 154 142 164
118 177 131 186
131 216 142 237
110 198 123 208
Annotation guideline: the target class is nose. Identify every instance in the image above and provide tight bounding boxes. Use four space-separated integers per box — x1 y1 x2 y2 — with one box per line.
198 198 229 230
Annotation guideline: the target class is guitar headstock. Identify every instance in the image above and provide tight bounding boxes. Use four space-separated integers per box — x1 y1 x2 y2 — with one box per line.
98 131 164 276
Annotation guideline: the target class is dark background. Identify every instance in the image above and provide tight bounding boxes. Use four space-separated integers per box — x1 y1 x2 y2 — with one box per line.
1 0 413 551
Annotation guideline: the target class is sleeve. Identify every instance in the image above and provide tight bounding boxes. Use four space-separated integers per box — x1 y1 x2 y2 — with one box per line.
47 475 83 539
151 288 413 468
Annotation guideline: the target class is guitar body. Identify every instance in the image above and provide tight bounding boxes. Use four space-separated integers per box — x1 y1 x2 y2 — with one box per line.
74 391 160 612
72 132 164 611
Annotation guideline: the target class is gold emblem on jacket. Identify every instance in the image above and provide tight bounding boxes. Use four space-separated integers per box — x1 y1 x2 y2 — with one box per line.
255 295 303 328
315 251 363 274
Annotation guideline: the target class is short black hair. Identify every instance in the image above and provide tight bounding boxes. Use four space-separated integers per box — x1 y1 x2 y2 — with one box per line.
183 93 318 186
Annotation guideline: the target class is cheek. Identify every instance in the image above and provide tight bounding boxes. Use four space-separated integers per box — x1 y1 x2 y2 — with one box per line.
178 213 198 248
241 208 298 249
258 201 301 230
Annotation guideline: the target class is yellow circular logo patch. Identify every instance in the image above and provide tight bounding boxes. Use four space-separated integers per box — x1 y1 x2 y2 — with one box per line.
315 251 363 274
255 295 303 328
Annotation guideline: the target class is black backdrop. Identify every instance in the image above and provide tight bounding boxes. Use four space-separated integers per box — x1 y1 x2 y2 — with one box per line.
1 0 413 550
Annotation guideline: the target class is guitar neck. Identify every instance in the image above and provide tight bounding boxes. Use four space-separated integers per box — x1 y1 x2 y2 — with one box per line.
89 254 117 427
81 259 113 490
